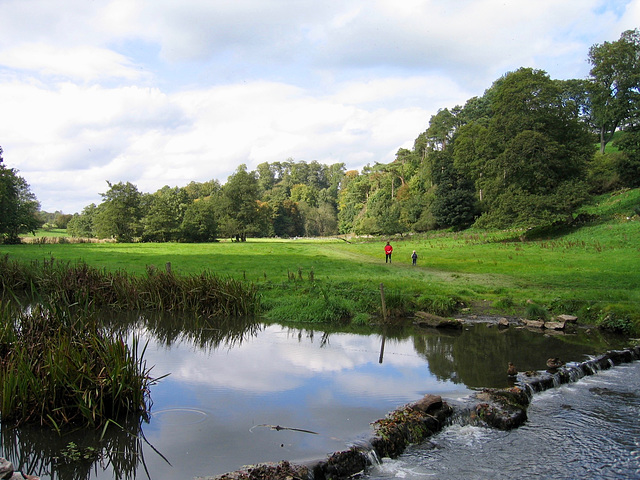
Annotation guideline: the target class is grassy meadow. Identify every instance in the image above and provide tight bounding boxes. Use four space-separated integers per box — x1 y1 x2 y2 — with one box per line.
3 189 640 333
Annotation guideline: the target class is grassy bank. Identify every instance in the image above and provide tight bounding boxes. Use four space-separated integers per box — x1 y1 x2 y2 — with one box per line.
2 189 640 333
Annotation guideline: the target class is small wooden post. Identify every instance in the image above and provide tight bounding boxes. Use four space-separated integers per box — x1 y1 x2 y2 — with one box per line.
380 283 388 323
165 262 172 273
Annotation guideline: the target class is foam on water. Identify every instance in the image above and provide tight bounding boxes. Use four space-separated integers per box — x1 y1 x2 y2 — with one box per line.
364 361 640 480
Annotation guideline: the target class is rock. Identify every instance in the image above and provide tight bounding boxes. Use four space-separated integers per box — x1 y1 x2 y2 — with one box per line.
414 312 463 329
209 461 309 480
523 319 544 328
370 399 454 459
544 321 565 330
319 448 368 479
0 459 14 480
473 387 529 430
498 317 510 328
557 314 577 323
411 394 443 414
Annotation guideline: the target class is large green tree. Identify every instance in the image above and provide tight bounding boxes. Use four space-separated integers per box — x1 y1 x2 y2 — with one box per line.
93 181 143 242
142 186 189 242
472 68 593 228
431 150 477 229
613 127 640 187
0 147 40 244
67 204 97 238
180 196 218 242
218 165 260 241
588 29 640 154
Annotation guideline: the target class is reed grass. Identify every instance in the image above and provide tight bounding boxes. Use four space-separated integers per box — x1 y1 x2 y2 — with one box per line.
0 303 157 429
0 255 259 317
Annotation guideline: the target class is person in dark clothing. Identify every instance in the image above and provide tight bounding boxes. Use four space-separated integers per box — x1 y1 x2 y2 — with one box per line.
384 242 393 263
411 250 417 266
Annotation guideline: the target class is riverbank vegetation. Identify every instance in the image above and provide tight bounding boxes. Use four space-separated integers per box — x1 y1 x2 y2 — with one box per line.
0 303 158 430
1 187 638 334
0 256 259 317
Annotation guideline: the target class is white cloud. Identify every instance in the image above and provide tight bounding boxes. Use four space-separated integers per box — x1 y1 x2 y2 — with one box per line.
0 0 638 213
0 44 147 82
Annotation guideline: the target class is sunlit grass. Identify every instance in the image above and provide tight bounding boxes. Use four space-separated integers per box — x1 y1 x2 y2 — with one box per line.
2 189 639 331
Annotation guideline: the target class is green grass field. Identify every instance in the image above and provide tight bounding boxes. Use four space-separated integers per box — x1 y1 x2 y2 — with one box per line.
3 189 640 331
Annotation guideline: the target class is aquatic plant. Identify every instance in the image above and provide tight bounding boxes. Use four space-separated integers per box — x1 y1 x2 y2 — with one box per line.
0 303 158 429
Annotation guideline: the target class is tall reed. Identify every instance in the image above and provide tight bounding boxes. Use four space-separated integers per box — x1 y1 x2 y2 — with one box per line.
0 303 158 429
0 256 260 317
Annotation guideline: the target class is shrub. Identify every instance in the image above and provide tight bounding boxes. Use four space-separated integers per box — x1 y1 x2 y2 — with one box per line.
524 303 550 321
0 303 158 429
596 304 638 334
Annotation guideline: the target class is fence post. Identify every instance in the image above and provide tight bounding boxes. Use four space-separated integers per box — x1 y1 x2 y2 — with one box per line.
380 283 387 322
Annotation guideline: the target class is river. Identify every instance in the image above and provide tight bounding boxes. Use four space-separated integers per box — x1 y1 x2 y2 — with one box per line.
0 316 636 479
365 361 640 480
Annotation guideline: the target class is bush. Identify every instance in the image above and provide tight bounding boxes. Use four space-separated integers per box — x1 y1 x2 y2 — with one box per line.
414 295 459 316
596 304 639 334
524 303 550 321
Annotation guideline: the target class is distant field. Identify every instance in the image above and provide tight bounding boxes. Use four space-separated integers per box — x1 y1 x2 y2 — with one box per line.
3 189 639 331
29 228 70 237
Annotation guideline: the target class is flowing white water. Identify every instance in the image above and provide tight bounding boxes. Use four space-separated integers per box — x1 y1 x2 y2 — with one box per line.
363 361 640 480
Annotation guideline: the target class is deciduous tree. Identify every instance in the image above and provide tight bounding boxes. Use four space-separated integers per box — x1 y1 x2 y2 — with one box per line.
588 29 640 153
218 165 260 241
0 147 40 243
93 181 142 242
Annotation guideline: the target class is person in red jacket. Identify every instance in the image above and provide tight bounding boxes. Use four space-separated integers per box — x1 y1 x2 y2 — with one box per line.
384 241 393 263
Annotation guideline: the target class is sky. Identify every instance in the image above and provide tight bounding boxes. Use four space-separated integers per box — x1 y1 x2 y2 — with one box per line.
0 0 638 214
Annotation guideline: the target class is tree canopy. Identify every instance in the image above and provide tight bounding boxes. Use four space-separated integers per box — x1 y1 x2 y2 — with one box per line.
588 29 640 154
0 147 40 244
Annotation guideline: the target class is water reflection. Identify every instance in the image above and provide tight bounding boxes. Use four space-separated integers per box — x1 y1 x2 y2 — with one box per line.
412 323 627 388
0 312 631 480
0 417 145 480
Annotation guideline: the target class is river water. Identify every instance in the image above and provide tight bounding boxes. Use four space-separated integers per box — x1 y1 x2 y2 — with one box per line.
0 316 637 480
365 361 640 480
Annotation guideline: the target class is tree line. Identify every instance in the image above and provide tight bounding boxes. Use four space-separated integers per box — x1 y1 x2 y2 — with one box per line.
65 160 345 242
2 30 639 243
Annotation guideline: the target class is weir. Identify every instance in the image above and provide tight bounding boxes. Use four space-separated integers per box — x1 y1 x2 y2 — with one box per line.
207 345 640 480
520 346 640 395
